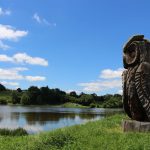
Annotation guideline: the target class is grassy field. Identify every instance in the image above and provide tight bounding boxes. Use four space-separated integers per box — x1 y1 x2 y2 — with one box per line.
61 102 88 108
0 114 149 150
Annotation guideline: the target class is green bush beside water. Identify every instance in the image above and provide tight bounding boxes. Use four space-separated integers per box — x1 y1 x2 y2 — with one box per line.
0 128 28 136
0 114 149 150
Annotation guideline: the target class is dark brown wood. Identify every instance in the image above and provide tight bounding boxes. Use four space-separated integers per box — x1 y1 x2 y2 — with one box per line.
123 35 150 121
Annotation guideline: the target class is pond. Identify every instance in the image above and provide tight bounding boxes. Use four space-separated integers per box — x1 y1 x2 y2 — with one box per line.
0 105 123 134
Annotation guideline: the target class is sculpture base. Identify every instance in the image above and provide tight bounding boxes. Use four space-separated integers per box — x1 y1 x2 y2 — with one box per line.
123 120 150 132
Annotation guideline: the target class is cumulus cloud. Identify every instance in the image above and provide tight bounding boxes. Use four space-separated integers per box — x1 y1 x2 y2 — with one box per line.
0 68 24 80
0 8 11 16
0 24 28 41
1 81 19 87
0 67 46 89
33 13 56 27
100 68 123 79
78 79 122 93
0 24 28 50
78 68 124 94
0 53 48 66
25 76 46 82
0 54 13 62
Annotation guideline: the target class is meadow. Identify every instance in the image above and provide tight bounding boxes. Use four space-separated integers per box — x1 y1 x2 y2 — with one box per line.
0 114 149 150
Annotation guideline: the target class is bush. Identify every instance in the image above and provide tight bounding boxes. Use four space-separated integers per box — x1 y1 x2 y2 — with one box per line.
0 128 28 136
90 103 96 108
0 98 7 104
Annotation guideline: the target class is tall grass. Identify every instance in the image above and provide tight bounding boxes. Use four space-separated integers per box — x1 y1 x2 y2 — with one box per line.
0 114 149 150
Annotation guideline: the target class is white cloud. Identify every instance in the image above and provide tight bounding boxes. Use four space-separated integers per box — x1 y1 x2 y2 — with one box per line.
117 89 123 95
33 13 41 23
0 68 24 80
33 13 56 27
0 8 11 16
0 24 28 50
25 76 46 82
0 24 28 41
0 67 46 87
13 53 48 66
78 68 124 94
78 79 122 93
0 54 13 62
0 40 10 50
0 53 48 66
1 81 19 87
100 68 123 79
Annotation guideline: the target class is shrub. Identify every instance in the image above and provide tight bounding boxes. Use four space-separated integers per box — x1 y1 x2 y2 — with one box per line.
0 128 28 136
0 98 7 104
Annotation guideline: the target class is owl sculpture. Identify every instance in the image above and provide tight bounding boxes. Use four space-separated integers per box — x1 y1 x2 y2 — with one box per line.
123 35 150 121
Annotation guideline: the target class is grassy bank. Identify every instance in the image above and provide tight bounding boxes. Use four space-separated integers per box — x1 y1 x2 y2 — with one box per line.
0 114 149 150
61 102 88 108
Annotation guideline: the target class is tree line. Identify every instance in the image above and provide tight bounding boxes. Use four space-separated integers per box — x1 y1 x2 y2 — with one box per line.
0 84 123 108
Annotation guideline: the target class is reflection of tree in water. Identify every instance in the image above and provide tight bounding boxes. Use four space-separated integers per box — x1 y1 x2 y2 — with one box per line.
21 112 77 125
20 112 101 125
10 113 20 121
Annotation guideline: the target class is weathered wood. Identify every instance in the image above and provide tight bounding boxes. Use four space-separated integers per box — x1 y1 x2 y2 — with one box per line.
123 120 150 132
122 35 150 121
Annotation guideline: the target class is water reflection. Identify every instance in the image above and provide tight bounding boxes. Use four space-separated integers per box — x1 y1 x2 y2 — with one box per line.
0 105 123 134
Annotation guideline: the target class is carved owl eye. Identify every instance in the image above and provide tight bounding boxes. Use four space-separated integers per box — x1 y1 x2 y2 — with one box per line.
123 43 140 68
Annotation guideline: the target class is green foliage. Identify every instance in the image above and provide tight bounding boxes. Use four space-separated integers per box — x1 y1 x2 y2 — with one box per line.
11 91 20 104
79 94 94 106
36 95 43 105
0 86 123 108
21 92 30 105
69 91 78 98
0 128 28 136
62 102 87 108
28 86 41 104
102 95 123 108
0 98 7 104
0 84 6 91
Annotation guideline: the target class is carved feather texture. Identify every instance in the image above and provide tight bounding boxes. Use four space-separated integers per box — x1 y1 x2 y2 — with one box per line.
135 71 150 120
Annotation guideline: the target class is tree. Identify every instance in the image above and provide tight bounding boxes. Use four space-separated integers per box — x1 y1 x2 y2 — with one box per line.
36 95 43 105
21 92 30 105
40 86 50 104
28 86 41 104
0 84 6 91
69 91 78 98
79 94 94 106
11 91 20 104
17 88 22 93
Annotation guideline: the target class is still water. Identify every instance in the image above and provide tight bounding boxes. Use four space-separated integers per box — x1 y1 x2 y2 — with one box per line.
0 105 123 134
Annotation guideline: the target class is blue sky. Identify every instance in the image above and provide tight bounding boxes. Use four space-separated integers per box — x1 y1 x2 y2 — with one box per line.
0 0 150 95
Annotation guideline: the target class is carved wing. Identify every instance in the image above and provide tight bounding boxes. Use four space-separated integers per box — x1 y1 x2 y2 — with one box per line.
122 70 132 118
135 62 150 120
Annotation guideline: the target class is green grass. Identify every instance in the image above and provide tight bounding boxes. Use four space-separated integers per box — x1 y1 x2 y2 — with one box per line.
61 102 88 108
0 114 149 150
